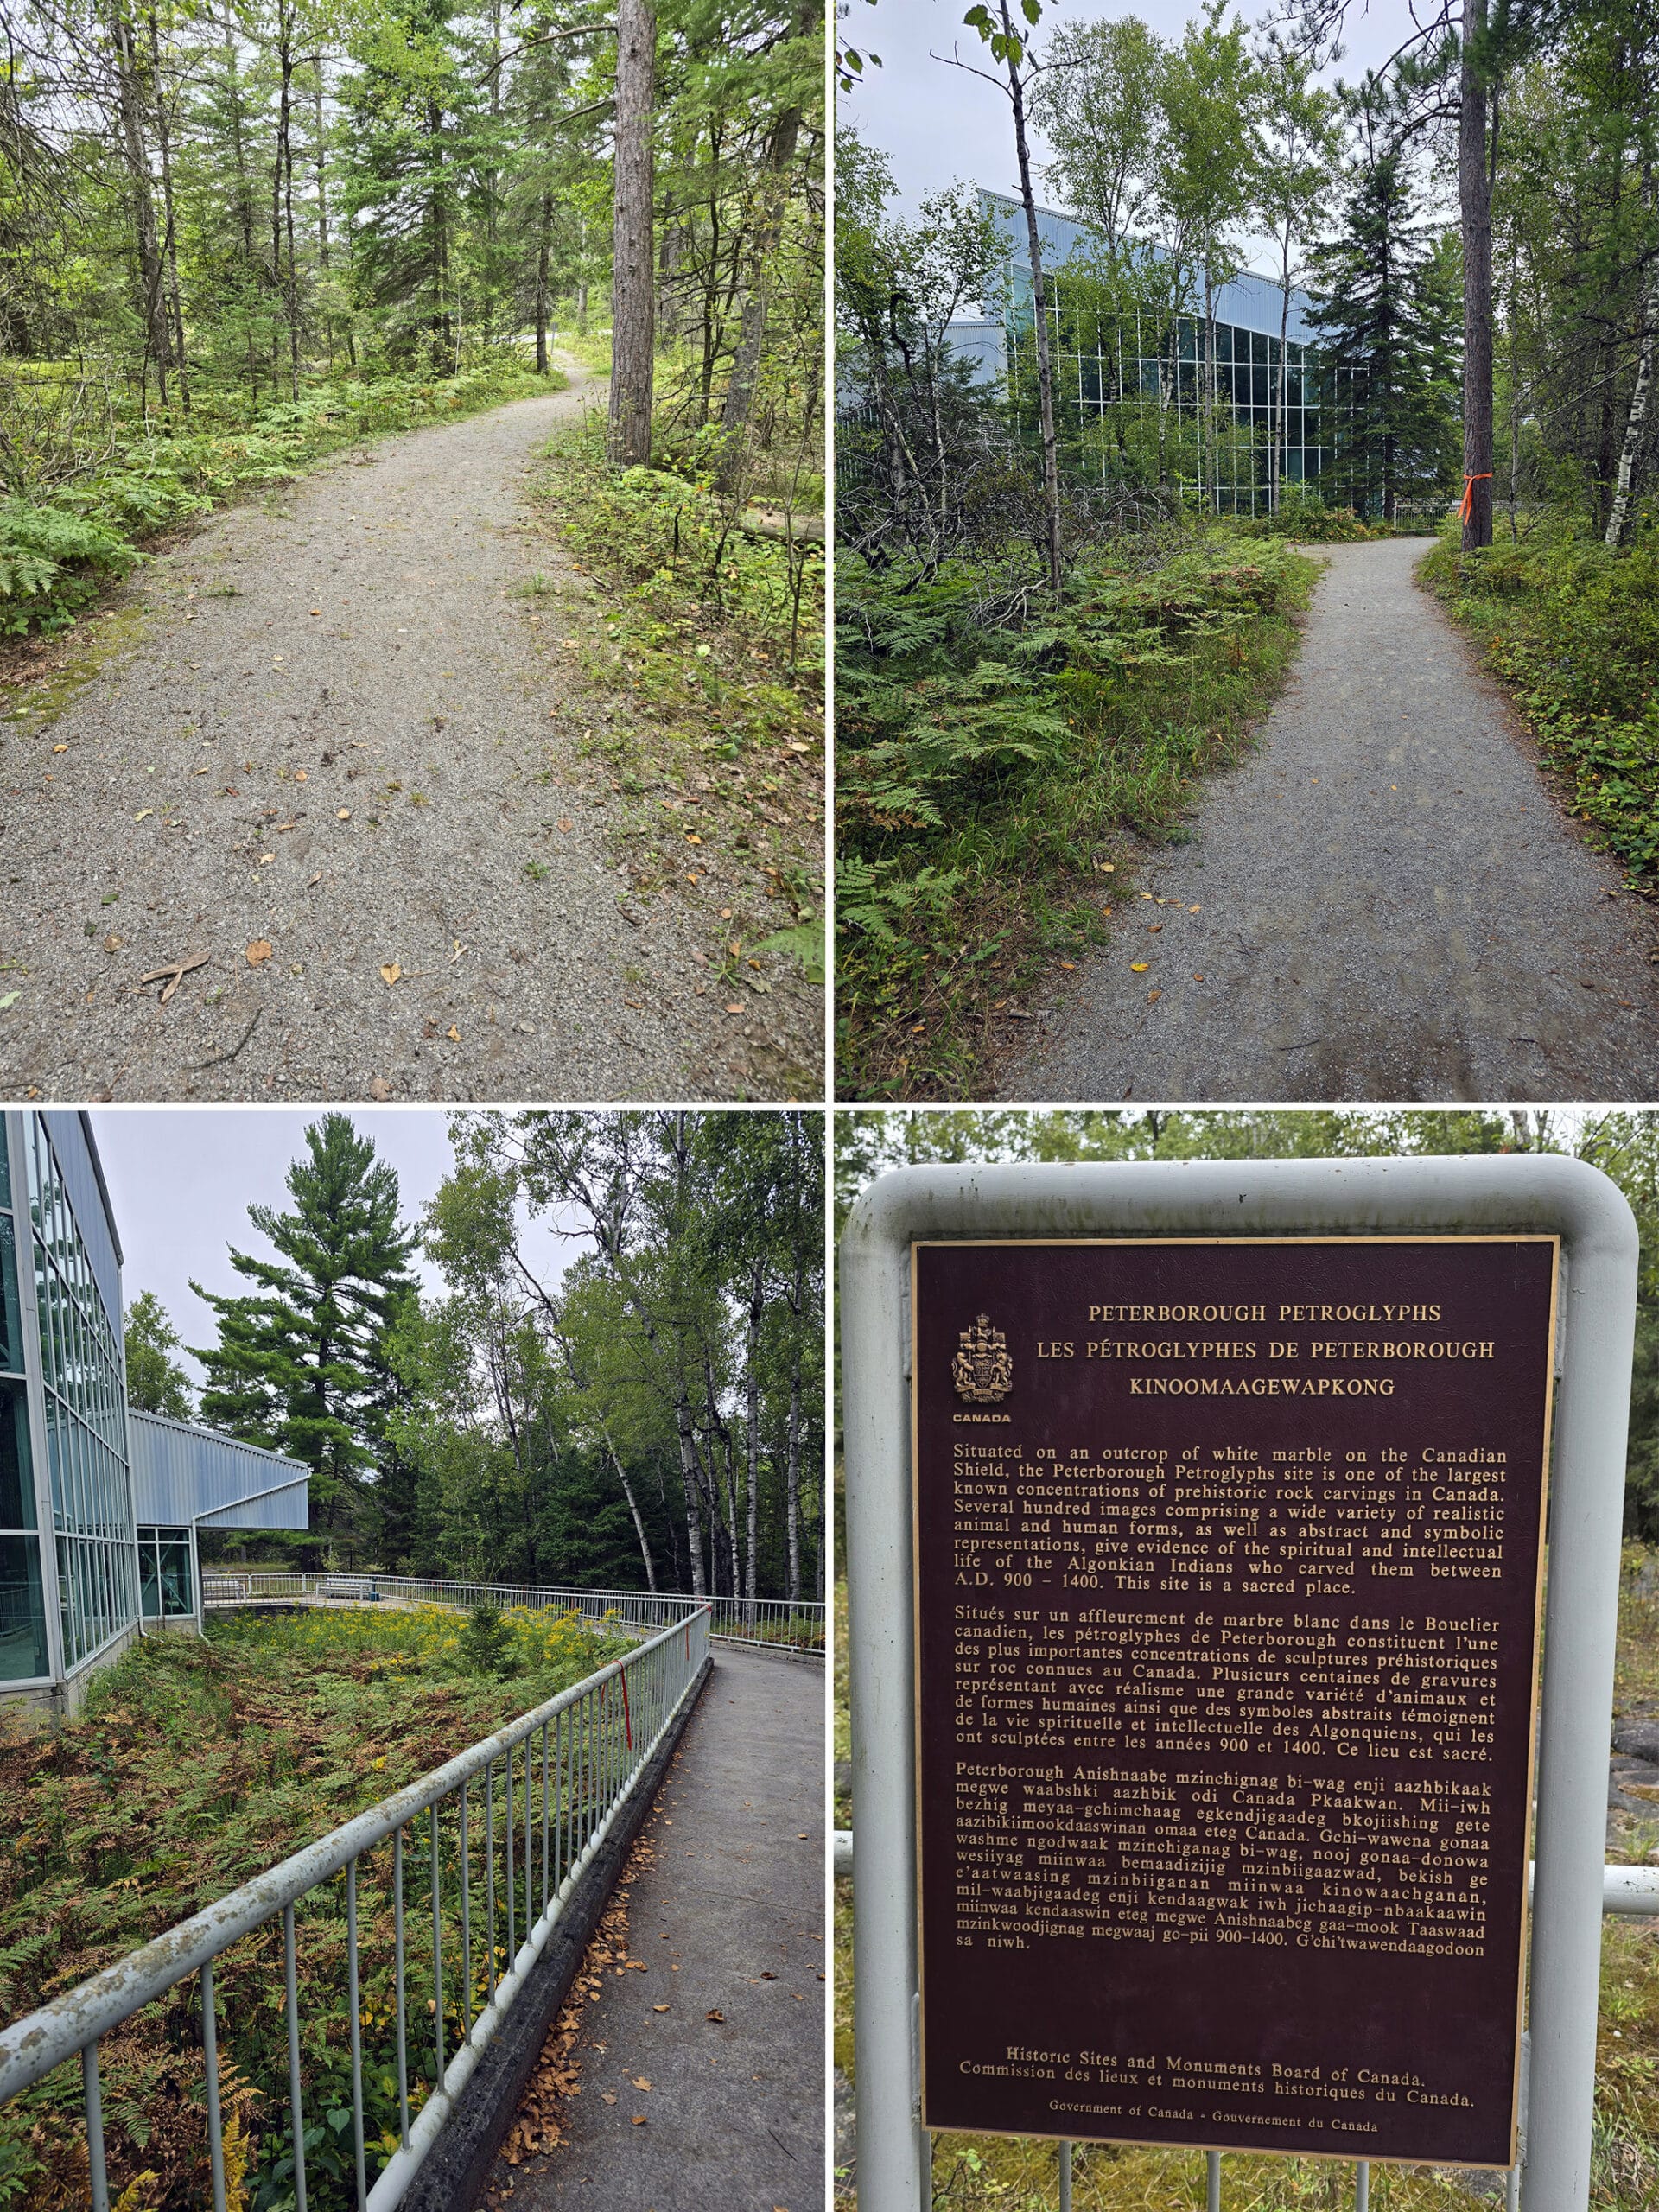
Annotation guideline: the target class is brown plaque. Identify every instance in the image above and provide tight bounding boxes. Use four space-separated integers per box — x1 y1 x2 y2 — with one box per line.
913 1236 1558 2167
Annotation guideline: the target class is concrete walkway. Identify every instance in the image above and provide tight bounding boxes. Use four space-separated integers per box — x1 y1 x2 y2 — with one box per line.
1001 535 1659 1102
485 1646 825 2212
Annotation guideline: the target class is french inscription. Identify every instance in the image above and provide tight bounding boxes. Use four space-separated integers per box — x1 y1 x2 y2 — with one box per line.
914 1238 1556 2165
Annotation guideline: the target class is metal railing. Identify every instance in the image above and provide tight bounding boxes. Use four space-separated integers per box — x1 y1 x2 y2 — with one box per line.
200 1572 825 1653
0 1607 711 2211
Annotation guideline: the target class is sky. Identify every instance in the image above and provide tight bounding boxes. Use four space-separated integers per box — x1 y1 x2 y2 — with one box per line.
840 0 1424 274
88 1108 582 1387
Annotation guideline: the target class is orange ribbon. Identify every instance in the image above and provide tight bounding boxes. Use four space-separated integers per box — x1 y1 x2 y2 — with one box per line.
1459 472 1493 524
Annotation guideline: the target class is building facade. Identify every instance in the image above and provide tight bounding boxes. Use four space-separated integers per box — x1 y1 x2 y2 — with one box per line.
949 190 1365 515
0 1111 307 1719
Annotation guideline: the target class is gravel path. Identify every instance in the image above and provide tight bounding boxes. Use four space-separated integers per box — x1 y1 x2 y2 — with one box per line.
1001 535 1659 1103
486 1648 824 2212
0 374 810 1100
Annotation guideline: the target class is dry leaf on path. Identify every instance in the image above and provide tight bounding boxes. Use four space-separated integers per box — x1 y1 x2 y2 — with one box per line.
369 1077 391 1100
379 963 402 987
705 2010 724 2023
1129 962 1149 973
133 808 153 822
447 1025 460 1041
246 940 273 966
652 2004 669 2012
632 2078 651 2090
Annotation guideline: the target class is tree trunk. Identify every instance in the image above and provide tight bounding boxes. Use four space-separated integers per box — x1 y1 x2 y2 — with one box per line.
146 7 189 412
1459 0 1494 550
715 28 805 493
1606 177 1657 549
608 0 656 464
673 1391 707 1598
1000 0 1062 594
744 1273 761 1615
535 190 553 373
277 20 300 400
785 1357 801 1605
108 0 172 404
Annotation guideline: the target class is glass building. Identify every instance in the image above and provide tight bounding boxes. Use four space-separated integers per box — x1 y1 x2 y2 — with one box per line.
946 190 1368 516
0 1112 308 1717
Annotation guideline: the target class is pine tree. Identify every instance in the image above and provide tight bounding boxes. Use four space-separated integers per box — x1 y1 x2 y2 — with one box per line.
1306 92 1461 522
124 1290 194 1422
189 1114 419 1539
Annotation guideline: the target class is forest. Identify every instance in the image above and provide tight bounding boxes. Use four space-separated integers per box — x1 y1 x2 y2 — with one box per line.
126 1108 827 1605
0 0 823 632
835 0 1659 1098
835 1106 1659 1540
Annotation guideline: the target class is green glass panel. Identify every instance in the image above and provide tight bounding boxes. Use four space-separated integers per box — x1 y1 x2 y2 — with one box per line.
0 1385 35 1531
0 1533 48 1680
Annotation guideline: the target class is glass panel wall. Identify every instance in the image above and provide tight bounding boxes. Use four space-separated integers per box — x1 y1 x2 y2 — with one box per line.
22 1116 137 1675
137 1525 194 1618
1000 283 1371 517
0 1127 48 1681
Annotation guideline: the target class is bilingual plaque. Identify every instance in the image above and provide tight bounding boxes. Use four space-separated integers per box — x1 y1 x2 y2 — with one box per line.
912 1236 1558 2167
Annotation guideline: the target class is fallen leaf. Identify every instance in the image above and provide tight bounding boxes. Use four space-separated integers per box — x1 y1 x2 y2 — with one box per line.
0 991 19 1010
52 743 67 753
685 832 702 845
601 2094 616 2106
380 963 403 987
134 808 153 822
557 817 573 832
258 853 275 865
369 1077 391 1101
296 768 308 782
652 2005 670 2013
246 940 273 966
447 1025 461 1041
631 2116 647 2126
1148 988 1162 1001
1099 861 1115 872
723 1003 744 1015
1193 973 1205 982
1189 904 1201 912
1129 962 1149 973
632 2078 652 2091
705 2010 724 2024
308 871 322 887
337 807 352 820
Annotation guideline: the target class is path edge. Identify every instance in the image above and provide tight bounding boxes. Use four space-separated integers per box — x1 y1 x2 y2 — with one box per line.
402 1652 715 2212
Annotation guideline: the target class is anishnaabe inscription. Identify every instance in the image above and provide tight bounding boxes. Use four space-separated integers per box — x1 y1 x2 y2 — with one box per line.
912 1237 1557 2166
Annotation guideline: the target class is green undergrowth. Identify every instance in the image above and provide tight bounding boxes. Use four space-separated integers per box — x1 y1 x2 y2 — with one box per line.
834 533 1316 1098
833 1549 1659 2209
0 361 565 636
1421 518 1659 880
526 412 825 987
0 1602 630 2210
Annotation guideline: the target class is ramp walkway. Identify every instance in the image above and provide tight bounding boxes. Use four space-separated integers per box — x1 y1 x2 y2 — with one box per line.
483 1646 824 2212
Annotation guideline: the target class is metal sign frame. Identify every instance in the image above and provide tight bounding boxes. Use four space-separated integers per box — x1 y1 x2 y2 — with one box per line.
842 1156 1637 2212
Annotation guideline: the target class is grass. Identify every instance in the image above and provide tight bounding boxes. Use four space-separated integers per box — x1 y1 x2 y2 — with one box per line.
1421 514 1659 883
0 1601 632 2210
834 532 1318 1099
523 409 826 1017
833 1547 1659 2210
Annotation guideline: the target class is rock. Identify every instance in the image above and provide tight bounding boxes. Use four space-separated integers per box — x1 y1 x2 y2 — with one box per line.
1613 1719 1659 1763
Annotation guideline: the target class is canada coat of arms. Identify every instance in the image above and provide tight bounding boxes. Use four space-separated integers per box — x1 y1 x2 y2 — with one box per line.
953 1313 1013 1402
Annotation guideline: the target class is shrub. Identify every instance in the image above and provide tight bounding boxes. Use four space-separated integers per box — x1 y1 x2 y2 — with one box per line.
0 499 138 632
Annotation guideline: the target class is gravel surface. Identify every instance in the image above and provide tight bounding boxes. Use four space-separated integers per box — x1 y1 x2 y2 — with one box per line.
0 373 815 1100
486 1647 824 2211
1001 535 1659 1103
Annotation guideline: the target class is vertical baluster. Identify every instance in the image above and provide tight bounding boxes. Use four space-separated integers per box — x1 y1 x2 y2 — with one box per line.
81 2042 111 2212
431 1802 446 2079
506 1738 517 1966
393 1828 409 2146
284 1905 308 2211
524 1727 533 1934
201 1960 228 2212
1058 2139 1072 2212
486 1758 498 2005
1356 2163 1370 2212
1206 2149 1221 2212
461 1782 473 2037
346 1860 367 2208
556 1707 566 1894
542 1719 551 1916
1505 2168 1519 2212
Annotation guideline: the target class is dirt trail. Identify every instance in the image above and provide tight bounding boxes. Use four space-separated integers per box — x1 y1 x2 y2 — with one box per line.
1001 535 1659 1103
0 372 818 1100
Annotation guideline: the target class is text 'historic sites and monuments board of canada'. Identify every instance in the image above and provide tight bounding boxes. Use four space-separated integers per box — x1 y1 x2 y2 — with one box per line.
912 1236 1560 2167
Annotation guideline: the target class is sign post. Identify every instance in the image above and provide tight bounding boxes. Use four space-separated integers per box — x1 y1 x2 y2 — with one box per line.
842 1158 1637 2212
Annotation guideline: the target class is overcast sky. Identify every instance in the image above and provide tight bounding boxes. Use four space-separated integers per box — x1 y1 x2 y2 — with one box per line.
90 1109 581 1385
841 0 1428 272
